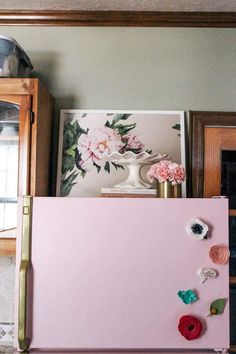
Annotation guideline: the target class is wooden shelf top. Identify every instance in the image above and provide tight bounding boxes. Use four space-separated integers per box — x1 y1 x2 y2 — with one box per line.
0 237 16 256
0 135 18 141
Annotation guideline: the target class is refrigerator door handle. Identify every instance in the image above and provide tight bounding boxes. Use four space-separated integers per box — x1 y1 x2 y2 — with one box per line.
18 195 33 351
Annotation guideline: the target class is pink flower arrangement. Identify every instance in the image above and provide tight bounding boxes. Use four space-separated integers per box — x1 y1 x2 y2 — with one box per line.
147 160 186 185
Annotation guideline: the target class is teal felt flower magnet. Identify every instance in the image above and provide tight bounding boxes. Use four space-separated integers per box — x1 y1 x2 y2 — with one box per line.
178 290 198 304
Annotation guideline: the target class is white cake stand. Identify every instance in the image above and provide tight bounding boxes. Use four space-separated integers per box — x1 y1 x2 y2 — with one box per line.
103 151 170 189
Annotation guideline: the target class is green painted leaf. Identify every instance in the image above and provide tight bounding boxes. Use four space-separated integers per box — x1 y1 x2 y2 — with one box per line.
63 122 78 149
104 161 110 173
64 148 75 158
210 298 227 315
112 113 131 125
62 155 75 174
61 171 79 196
111 162 125 170
74 121 88 136
125 147 143 154
172 123 181 131
61 181 76 196
146 149 153 154
115 123 136 136
81 170 86 178
93 161 101 173
105 120 111 127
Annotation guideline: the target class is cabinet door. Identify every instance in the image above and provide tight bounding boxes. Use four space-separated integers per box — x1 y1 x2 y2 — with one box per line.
0 95 31 242
204 127 236 200
16 198 229 351
0 95 31 346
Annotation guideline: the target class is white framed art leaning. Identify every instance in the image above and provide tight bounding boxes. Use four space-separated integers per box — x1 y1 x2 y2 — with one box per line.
56 110 187 197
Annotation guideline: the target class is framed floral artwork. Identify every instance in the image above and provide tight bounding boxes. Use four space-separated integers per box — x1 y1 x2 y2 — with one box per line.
56 110 186 197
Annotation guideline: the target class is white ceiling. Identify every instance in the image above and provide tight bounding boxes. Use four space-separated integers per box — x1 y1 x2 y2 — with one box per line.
0 0 235 12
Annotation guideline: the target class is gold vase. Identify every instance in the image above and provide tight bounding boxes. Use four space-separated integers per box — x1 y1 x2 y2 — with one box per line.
174 183 182 198
157 181 181 198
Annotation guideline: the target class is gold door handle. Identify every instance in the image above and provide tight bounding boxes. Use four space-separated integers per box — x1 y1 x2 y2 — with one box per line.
18 196 32 351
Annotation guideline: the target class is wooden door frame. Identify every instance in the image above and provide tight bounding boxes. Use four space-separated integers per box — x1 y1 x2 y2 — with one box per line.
189 111 236 197
204 126 236 197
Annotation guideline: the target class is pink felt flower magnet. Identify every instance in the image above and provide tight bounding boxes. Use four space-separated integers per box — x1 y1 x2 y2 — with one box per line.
209 245 230 265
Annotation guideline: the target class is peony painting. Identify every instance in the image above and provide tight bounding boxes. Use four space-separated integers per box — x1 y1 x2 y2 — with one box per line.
57 110 186 197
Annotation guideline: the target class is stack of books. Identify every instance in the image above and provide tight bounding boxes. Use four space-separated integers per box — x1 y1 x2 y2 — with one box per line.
100 187 156 198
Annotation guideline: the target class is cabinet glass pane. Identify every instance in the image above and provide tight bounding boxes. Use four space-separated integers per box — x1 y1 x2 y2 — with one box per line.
0 257 15 347
0 101 19 232
230 285 236 345
229 216 236 276
221 150 236 209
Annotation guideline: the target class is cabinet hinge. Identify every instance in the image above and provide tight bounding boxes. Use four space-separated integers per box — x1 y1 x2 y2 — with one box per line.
30 111 35 124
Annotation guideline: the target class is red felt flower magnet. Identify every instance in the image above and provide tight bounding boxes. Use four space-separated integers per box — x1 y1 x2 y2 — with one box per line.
178 315 202 341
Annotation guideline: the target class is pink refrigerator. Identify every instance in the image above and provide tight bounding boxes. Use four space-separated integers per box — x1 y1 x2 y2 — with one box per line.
14 197 229 352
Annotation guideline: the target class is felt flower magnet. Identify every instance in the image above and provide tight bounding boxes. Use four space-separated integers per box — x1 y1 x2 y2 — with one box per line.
207 298 227 317
178 315 202 340
209 245 230 265
186 219 209 240
197 268 218 284
178 290 198 304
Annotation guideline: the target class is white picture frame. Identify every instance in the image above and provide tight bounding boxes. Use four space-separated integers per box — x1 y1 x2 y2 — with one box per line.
56 110 186 197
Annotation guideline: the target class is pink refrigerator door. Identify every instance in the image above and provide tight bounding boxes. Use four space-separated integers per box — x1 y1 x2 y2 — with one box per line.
15 197 229 351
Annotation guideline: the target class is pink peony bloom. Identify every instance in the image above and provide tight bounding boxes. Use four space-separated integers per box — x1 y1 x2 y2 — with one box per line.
122 133 144 151
147 160 186 185
78 127 124 168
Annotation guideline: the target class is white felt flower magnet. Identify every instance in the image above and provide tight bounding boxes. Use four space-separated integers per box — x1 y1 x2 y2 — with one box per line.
186 219 209 240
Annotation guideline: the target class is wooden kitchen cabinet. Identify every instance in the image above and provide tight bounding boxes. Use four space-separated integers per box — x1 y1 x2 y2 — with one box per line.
0 78 54 256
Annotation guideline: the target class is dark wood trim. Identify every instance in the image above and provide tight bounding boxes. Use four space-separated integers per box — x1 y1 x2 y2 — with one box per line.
230 276 236 285
189 111 236 197
230 209 236 216
1 10 236 27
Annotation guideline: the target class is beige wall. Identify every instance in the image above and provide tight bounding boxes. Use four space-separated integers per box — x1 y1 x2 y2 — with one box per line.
0 26 235 190
1 26 236 345
1 27 236 116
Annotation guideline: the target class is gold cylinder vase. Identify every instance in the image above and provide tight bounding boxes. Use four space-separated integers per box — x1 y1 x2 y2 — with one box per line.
157 181 181 198
174 184 182 198
157 181 174 198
